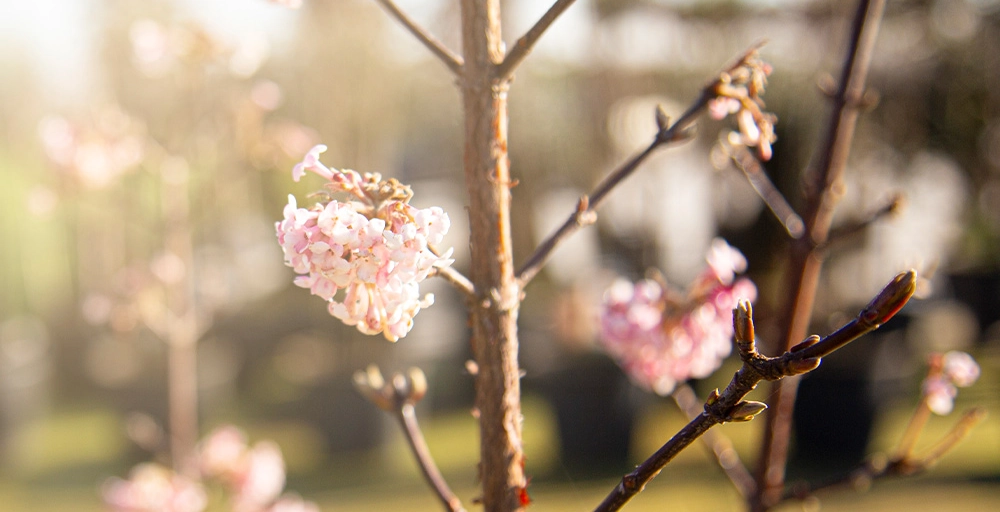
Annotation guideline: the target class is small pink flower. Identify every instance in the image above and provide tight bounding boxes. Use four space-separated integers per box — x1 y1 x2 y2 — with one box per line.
922 351 980 415
942 350 980 387
708 97 741 120
198 426 249 479
923 375 958 415
232 442 286 512
599 239 756 395
291 144 332 182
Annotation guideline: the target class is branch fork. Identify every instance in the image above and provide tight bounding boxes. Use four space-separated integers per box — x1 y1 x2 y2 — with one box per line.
354 365 467 512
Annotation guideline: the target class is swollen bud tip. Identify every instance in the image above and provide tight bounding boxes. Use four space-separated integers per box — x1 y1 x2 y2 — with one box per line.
862 269 917 327
734 299 755 351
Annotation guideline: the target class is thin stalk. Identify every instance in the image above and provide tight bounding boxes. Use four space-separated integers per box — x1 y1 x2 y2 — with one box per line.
373 0 464 75
672 383 756 498
497 0 578 81
397 403 467 512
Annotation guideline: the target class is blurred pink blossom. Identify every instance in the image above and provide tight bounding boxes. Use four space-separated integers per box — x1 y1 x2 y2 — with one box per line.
199 426 249 479
922 350 980 415
232 442 287 512
268 496 320 512
599 239 757 395
38 109 146 189
268 0 303 9
102 463 207 512
277 145 454 341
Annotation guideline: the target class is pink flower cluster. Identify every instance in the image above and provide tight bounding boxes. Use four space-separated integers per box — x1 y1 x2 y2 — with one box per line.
922 351 980 415
277 145 454 342
102 426 318 512
103 463 207 512
708 50 777 161
599 240 757 395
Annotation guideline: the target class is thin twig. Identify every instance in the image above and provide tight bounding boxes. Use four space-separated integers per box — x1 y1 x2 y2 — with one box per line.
894 398 932 459
397 403 468 512
354 366 467 512
672 383 756 498
820 193 903 250
497 0 578 81
782 407 986 503
917 407 987 466
518 44 769 287
594 270 916 512
431 265 476 299
752 2 887 509
728 144 804 239
373 0 464 76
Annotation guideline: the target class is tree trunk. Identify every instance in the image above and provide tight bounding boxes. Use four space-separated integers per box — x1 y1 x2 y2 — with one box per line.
458 1 526 511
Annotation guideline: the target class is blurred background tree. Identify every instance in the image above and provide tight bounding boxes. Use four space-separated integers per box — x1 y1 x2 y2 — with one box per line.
0 0 998 510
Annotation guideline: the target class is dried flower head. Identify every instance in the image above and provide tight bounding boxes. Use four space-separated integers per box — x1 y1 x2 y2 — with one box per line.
599 239 757 395
708 48 777 161
277 145 454 341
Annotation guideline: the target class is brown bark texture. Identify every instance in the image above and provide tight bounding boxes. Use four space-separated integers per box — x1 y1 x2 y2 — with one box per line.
459 1 526 510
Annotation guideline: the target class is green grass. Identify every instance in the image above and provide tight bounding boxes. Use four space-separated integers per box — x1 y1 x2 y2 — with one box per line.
0 388 998 511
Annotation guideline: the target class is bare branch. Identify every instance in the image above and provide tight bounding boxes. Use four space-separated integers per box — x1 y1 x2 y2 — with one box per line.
518 44 770 287
783 407 986 503
354 366 467 512
594 270 915 512
916 407 987 466
672 384 756 498
373 0 464 75
497 0 578 81
432 265 476 299
753 2 888 509
820 193 903 250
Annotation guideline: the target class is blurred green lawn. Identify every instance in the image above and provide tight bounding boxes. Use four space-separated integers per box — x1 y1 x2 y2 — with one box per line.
1 383 998 512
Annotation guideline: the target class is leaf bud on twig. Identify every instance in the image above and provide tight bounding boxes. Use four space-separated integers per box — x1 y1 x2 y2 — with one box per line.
734 299 755 355
787 357 822 376
729 401 768 422
790 335 820 352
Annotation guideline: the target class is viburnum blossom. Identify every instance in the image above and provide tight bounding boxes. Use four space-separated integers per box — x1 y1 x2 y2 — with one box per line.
198 426 317 512
708 50 777 161
277 144 454 341
104 426 316 512
599 239 757 395
102 463 207 512
922 350 980 415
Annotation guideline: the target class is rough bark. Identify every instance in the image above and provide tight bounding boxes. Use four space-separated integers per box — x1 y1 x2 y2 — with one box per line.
459 1 526 510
